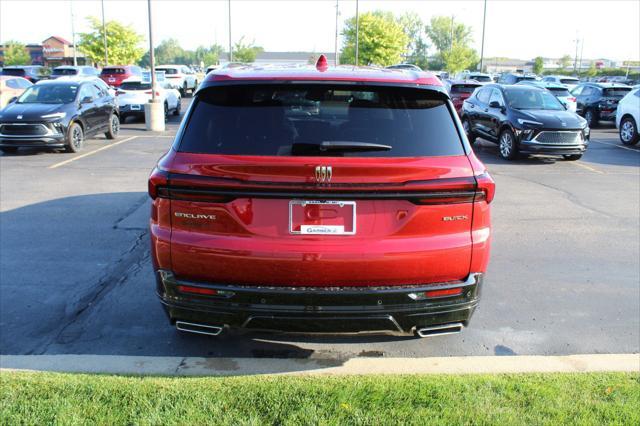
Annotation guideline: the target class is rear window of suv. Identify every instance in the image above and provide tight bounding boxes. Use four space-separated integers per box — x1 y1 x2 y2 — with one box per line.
101 68 126 74
603 88 631 97
178 84 464 157
53 68 78 75
451 84 480 94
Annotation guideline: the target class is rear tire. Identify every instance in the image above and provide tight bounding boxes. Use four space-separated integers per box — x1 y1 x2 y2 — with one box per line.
462 118 476 144
0 147 18 154
164 102 169 121
192 80 198 94
104 113 120 139
584 108 598 128
173 97 181 116
498 128 519 160
563 154 583 161
180 82 187 97
65 123 84 153
619 116 639 145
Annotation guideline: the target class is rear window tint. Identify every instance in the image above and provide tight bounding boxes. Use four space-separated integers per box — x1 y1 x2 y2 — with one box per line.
157 68 178 74
53 68 78 75
120 82 151 90
2 69 26 76
178 84 464 157
603 88 632 97
560 78 579 85
469 75 491 82
451 85 479 94
548 88 571 97
101 68 125 74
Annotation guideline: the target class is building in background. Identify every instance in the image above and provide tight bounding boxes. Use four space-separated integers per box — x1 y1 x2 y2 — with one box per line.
0 36 86 67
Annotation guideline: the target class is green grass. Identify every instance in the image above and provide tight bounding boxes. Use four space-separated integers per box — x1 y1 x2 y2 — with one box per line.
1 371 638 425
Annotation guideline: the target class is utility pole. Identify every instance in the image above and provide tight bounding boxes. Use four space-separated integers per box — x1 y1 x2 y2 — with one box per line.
573 34 579 75
147 0 156 103
479 0 487 72
450 15 454 52
101 0 108 66
354 0 359 66
578 38 584 76
70 0 77 66
334 0 339 66
145 0 164 131
228 0 233 62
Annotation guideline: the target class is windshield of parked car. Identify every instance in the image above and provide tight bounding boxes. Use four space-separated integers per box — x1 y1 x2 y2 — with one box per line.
178 84 464 157
451 85 480 94
504 88 565 110
53 68 78 76
157 68 178 75
516 76 537 82
548 88 571 97
17 84 78 104
603 88 632 98
101 68 125 75
560 78 579 85
120 82 152 91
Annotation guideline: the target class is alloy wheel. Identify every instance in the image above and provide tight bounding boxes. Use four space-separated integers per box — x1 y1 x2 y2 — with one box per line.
72 126 83 149
499 132 513 158
621 120 635 142
111 115 120 135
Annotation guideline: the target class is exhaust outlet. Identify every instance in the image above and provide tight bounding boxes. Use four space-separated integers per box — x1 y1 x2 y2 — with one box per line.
176 321 224 336
416 322 464 338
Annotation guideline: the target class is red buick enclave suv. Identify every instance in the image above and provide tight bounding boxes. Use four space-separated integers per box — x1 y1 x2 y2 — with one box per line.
149 56 494 338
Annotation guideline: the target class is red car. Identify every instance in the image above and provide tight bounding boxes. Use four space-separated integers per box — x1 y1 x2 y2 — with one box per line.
446 80 483 115
99 65 142 87
149 56 494 338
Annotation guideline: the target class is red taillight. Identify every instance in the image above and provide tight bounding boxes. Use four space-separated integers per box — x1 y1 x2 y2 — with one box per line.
177 285 218 296
568 97 576 102
474 172 495 204
148 168 169 199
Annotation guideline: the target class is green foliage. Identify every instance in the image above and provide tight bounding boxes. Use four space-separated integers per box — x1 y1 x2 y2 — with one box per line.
586 62 598 78
154 38 185 65
232 37 263 63
2 41 31 65
341 11 409 67
559 54 572 69
426 16 473 54
442 43 479 74
195 45 223 66
1 372 639 424
533 56 544 75
78 17 144 66
397 12 429 69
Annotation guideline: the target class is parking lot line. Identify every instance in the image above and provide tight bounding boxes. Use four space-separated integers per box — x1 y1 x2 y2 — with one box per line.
569 161 604 174
48 136 138 169
590 139 640 152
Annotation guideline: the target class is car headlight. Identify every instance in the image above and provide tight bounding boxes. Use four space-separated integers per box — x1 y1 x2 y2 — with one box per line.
583 127 590 137
517 118 543 126
41 112 66 120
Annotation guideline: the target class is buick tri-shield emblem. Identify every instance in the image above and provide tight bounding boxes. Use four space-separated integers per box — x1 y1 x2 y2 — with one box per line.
314 165 332 183
17 115 23 120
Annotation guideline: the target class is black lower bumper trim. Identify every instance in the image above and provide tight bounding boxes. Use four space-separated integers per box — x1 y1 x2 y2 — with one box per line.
156 271 483 334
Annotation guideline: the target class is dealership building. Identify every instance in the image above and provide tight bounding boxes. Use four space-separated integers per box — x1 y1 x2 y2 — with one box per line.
0 36 87 67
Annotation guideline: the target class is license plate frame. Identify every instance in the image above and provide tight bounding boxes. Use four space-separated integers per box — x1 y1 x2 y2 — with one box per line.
130 104 141 111
289 200 356 235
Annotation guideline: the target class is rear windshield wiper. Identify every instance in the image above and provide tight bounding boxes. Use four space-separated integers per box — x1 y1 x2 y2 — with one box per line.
292 141 392 153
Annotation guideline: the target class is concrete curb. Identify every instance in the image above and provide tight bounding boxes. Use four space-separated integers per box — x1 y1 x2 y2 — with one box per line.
1 354 638 376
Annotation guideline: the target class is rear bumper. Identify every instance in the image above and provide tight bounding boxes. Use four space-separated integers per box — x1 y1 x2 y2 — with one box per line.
156 270 483 334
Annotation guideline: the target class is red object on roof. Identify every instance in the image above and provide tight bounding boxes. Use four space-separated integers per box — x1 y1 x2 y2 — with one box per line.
205 64 443 87
315 54 329 72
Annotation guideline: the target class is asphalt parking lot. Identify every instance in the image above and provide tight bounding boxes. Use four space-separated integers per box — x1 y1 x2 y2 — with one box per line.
1 97 638 361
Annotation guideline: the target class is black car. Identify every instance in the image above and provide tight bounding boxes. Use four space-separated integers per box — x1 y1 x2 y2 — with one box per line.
571 83 633 127
497 73 537 85
50 66 100 79
0 79 119 153
1 65 50 83
461 84 589 160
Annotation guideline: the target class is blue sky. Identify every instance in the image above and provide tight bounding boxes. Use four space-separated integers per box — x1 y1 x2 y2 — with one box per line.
1 0 638 61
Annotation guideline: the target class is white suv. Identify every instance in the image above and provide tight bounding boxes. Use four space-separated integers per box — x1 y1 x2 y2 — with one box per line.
155 65 198 96
542 75 580 90
616 88 640 145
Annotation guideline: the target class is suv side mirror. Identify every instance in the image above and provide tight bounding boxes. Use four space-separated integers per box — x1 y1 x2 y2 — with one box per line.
8 96 18 104
80 96 93 105
489 101 502 109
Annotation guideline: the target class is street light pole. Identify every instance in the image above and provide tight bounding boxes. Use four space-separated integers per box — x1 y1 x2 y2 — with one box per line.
479 0 487 72
578 38 584 76
228 0 233 62
147 0 156 103
354 0 359 66
70 0 77 66
101 0 108 66
144 0 164 131
334 0 339 66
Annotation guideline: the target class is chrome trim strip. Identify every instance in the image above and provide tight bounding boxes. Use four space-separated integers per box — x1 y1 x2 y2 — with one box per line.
175 321 223 336
416 322 464 337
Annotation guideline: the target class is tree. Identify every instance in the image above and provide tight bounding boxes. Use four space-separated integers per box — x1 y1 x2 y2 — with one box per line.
154 38 184 65
195 44 223 66
426 16 473 54
586 62 598 78
341 11 408 66
559 54 572 70
533 56 544 74
397 12 429 69
78 17 144 65
442 44 478 74
3 41 31 65
232 37 263 63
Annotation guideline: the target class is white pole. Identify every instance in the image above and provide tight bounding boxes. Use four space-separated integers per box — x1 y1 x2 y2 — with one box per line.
147 0 156 103
101 0 108 66
228 0 233 62
479 0 487 72
334 0 339 66
71 0 77 66
354 0 359 66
